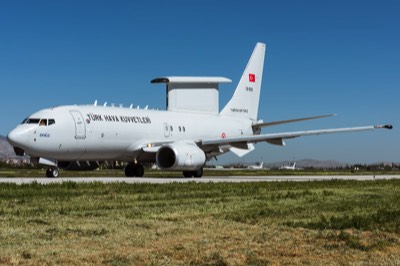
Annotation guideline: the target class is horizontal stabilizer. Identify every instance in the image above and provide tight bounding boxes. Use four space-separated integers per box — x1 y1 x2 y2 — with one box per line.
252 114 336 130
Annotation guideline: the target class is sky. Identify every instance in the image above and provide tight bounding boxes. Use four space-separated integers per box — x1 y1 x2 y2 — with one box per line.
0 0 399 164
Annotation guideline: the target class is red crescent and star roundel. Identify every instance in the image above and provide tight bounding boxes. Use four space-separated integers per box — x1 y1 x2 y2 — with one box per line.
221 132 226 139
249 73 255 83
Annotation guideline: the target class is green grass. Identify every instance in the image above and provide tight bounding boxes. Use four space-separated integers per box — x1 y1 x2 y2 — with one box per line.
0 180 400 265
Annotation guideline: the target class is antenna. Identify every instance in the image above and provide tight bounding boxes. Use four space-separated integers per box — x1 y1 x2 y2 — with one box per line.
145 105 148 110
94 100 98 106
103 102 107 107
129 104 133 109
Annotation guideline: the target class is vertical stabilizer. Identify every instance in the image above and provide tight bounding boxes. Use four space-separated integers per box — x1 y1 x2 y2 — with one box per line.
220 42 266 120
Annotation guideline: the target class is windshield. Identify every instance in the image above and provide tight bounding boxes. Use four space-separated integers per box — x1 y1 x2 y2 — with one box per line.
26 118 40 124
22 118 56 126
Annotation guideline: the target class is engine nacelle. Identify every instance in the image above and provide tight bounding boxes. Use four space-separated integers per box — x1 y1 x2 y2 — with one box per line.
156 142 206 170
58 161 100 171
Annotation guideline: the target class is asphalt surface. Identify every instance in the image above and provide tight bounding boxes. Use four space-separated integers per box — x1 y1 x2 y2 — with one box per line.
1 175 400 184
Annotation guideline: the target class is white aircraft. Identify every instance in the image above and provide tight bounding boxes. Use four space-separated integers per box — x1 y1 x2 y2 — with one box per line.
280 162 296 170
7 43 392 178
248 162 264 170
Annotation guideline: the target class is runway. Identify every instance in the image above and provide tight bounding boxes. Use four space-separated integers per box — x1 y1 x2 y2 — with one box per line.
1 175 400 184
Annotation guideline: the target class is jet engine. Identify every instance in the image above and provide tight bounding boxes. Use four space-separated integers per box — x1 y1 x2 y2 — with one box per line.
156 142 206 170
58 161 100 171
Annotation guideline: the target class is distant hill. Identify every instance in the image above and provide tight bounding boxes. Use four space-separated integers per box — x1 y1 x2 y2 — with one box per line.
0 135 15 158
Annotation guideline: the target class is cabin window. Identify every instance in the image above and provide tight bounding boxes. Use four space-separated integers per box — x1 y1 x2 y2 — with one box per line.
183 126 186 132
170 126 173 132
178 126 181 132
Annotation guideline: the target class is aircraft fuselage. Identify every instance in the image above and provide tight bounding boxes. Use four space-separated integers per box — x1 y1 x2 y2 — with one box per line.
8 105 254 162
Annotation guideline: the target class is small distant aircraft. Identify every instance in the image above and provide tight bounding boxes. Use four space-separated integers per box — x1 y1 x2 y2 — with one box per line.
280 162 297 170
7 42 392 177
248 162 264 170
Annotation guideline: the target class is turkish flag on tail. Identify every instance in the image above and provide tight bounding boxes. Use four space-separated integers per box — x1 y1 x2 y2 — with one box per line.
249 73 255 83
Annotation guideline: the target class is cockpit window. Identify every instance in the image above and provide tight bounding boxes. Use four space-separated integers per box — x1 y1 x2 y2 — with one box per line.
23 118 55 126
26 118 40 124
39 119 47 126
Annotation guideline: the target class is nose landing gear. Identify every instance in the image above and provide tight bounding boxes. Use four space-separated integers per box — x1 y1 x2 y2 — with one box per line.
46 168 60 178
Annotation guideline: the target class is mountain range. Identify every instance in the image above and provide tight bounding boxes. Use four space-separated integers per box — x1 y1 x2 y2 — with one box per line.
0 135 16 158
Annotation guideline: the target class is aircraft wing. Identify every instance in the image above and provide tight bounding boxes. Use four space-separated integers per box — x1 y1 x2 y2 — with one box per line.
200 124 393 148
137 124 392 159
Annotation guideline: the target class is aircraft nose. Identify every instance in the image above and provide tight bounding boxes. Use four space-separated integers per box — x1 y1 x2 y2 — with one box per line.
7 128 28 148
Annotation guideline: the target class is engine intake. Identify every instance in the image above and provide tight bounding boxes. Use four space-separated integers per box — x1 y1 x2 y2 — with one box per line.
156 142 206 170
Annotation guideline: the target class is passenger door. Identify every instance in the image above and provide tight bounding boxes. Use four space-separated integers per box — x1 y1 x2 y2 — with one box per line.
70 110 86 139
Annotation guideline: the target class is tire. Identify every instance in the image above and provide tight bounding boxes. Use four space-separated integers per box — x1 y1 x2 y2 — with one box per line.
125 163 144 177
193 167 203 178
125 165 134 177
46 168 52 177
52 168 59 178
183 171 193 178
46 168 59 178
134 164 144 177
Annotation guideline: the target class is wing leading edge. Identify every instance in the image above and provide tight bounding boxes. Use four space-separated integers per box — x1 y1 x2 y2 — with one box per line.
201 124 393 149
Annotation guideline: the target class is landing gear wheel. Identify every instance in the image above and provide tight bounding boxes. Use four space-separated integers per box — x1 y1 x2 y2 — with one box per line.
125 163 145 177
193 167 203 178
182 167 203 178
52 168 59 178
134 164 144 177
46 168 59 178
183 171 192 178
125 165 134 177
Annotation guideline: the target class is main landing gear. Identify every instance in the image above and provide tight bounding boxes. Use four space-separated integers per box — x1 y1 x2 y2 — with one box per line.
125 163 144 177
46 168 59 178
183 167 203 178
